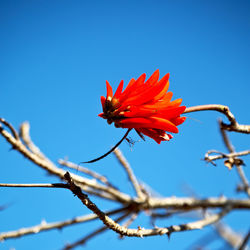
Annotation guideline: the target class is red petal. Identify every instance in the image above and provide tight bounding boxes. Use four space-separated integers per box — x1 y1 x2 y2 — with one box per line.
160 91 173 102
122 106 157 118
113 80 124 99
118 78 136 103
119 74 146 103
170 116 186 126
121 71 158 102
121 73 170 106
106 80 113 101
153 79 169 101
144 92 173 107
168 98 182 107
136 128 162 144
100 96 106 109
133 73 146 89
117 116 178 133
145 69 159 85
157 106 186 120
136 128 173 144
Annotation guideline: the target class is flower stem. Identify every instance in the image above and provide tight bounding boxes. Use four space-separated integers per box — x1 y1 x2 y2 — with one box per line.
81 129 132 164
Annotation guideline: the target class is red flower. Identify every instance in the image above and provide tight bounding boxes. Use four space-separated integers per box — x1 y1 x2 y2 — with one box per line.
98 70 186 144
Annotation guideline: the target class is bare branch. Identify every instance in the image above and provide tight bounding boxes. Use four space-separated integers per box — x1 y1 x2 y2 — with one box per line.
121 212 139 229
219 121 250 197
113 148 144 200
184 105 250 133
0 207 127 241
0 121 132 203
19 121 51 163
64 212 131 250
0 118 19 140
0 183 68 188
214 222 247 249
204 150 249 166
1 117 249 247
64 172 232 237
145 196 250 210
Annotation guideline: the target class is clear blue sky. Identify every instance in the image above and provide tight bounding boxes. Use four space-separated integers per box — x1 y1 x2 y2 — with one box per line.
0 1 249 249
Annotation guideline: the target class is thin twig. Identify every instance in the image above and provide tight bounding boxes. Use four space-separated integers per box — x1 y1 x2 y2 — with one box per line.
204 150 249 165
113 148 144 200
64 212 131 250
121 212 139 228
0 207 128 241
19 121 51 162
0 118 19 140
184 105 250 133
58 159 117 189
0 183 68 188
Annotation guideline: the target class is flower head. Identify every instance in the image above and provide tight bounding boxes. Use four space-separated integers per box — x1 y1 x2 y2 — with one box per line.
98 70 186 144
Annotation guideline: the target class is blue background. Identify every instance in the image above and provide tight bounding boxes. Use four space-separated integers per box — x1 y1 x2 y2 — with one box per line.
0 1 249 249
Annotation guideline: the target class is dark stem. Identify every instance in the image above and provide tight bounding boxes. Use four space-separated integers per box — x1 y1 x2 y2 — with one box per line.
238 229 250 250
81 129 132 164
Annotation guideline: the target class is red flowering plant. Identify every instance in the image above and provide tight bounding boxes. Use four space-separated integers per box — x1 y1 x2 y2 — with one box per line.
84 70 185 163
99 70 186 144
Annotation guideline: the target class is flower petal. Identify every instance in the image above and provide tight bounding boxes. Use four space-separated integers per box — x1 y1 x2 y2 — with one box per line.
113 80 124 99
122 106 157 118
117 116 178 133
157 106 186 120
144 92 173 107
106 80 113 101
153 79 169 101
145 69 159 85
100 96 106 109
118 78 136 103
170 116 186 126
119 74 146 103
136 128 173 144
121 73 170 106
168 98 183 107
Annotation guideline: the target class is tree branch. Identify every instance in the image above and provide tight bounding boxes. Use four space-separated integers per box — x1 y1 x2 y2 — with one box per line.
64 211 132 250
0 119 132 203
0 118 19 140
113 148 145 201
184 105 250 133
64 172 233 238
0 206 128 241
0 183 68 188
58 159 117 189
219 120 250 197
204 150 249 166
